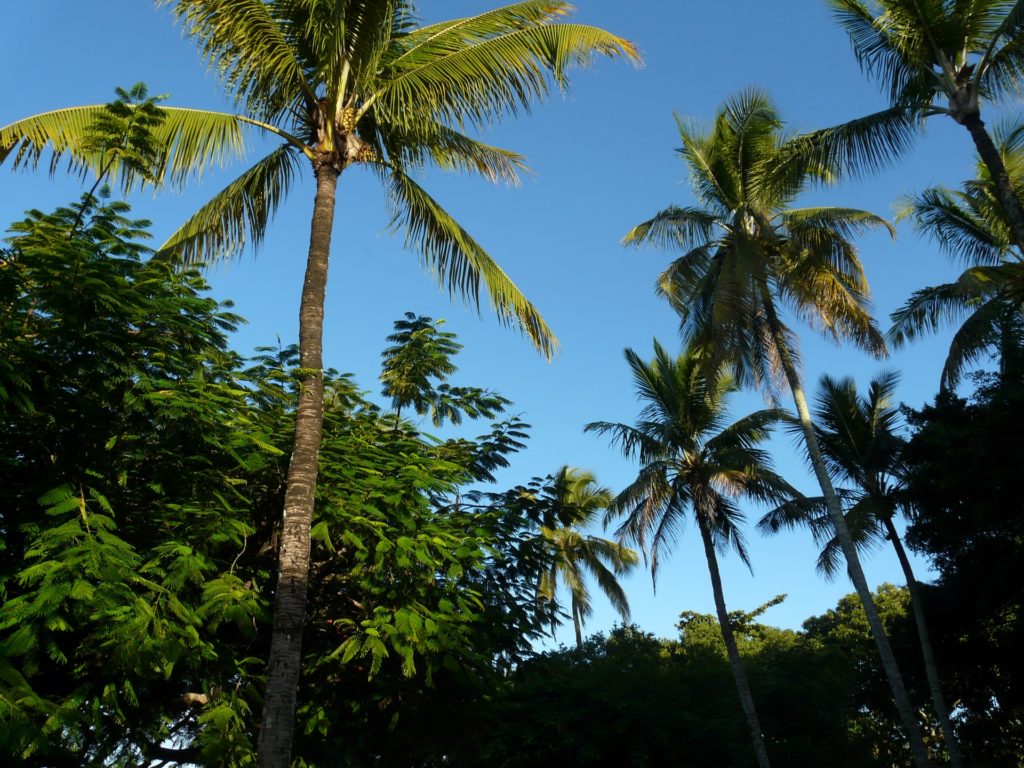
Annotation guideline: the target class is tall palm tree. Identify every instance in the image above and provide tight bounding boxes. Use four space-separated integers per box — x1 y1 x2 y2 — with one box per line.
534 466 638 650
825 0 1024 248
622 90 935 767
892 121 1024 389
587 342 797 768
760 371 963 768
1 4 638 764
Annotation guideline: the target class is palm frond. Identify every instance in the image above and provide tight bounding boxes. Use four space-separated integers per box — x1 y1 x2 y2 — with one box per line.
900 186 1009 265
379 162 556 359
978 0 1024 93
829 0 937 104
782 105 921 181
161 0 317 121
888 264 1017 351
1 105 251 191
940 294 1012 387
622 206 718 252
157 143 303 264
377 23 638 129
396 1 571 62
382 123 527 184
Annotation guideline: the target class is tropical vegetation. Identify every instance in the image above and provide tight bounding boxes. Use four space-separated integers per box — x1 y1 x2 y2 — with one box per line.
1 1 1023 766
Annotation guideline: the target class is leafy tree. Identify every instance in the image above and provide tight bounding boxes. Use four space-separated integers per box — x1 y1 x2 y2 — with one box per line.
587 341 797 768
1 4 638 762
891 122 1024 389
621 90 934 767
533 466 638 649
901 370 1024 766
826 0 1024 249
380 312 509 427
0 196 272 766
0 188 556 764
761 372 962 767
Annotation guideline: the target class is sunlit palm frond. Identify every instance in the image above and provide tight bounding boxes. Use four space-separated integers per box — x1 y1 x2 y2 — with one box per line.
1 104 251 192
396 1 571 60
161 0 317 120
380 163 556 359
779 234 887 356
157 143 302 264
782 206 895 241
378 23 638 129
383 123 527 184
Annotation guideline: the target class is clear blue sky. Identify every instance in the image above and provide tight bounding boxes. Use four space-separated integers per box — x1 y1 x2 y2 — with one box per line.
1 1 999 647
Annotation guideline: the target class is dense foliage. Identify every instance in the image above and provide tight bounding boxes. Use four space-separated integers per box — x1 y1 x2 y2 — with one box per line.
0 199 562 765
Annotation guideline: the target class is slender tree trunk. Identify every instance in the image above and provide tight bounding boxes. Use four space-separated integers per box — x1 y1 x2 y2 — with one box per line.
572 593 584 650
257 160 340 768
765 310 933 768
883 517 963 768
696 514 772 768
960 112 1024 252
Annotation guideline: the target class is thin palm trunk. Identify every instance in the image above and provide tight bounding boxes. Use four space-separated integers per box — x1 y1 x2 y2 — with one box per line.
571 593 584 650
883 516 963 768
765 307 932 768
961 113 1024 251
257 160 339 768
696 514 772 768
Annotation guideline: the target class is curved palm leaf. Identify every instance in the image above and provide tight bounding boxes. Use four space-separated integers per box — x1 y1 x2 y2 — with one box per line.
1 105 250 191
379 161 557 359
157 143 304 263
376 23 638 128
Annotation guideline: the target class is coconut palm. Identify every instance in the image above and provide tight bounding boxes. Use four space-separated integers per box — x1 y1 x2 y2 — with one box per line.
534 466 638 650
760 371 963 767
587 342 798 768
825 0 1024 248
622 89 934 767
1 4 637 764
892 122 1024 389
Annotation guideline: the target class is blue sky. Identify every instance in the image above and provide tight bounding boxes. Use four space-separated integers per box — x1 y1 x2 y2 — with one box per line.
1 1 1002 647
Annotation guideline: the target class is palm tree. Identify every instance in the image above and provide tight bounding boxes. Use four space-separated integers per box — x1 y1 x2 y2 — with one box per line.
826 0 1024 248
587 342 797 768
1 4 638 764
622 89 935 767
760 371 963 768
534 466 638 650
892 122 1024 389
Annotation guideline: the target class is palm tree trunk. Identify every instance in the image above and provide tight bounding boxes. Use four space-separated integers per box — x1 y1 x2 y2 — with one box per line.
257 159 340 768
572 593 584 650
960 112 1024 251
883 517 963 768
784 373 933 767
765 309 933 768
696 515 771 768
